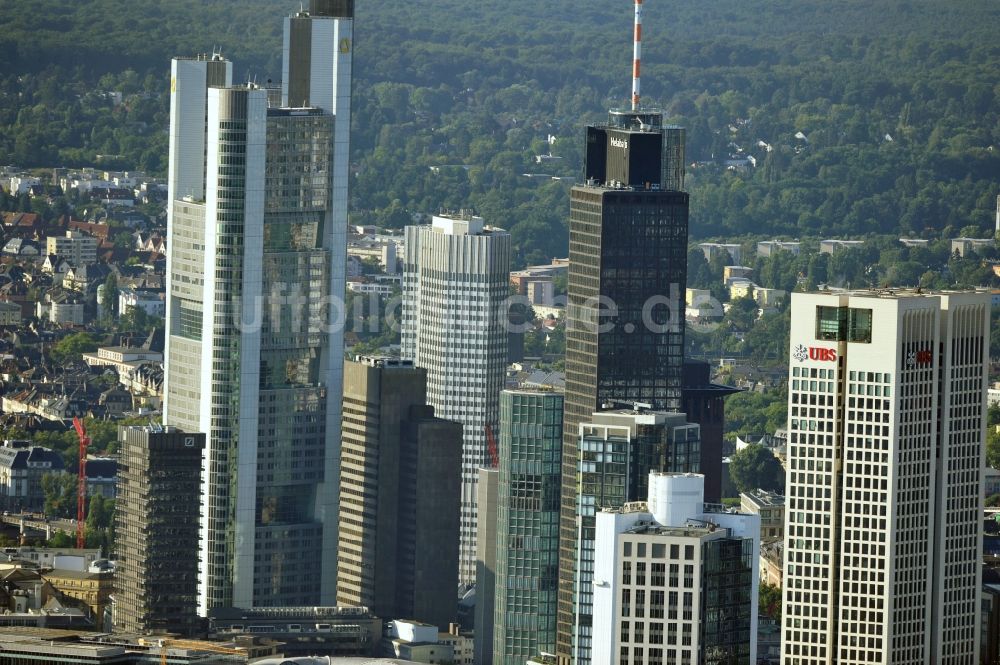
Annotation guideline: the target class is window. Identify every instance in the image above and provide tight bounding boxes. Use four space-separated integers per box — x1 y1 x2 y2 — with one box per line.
847 308 872 343
816 306 846 341
816 305 872 342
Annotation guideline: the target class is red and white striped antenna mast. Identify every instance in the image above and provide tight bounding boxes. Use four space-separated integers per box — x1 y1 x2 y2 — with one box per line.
632 0 643 110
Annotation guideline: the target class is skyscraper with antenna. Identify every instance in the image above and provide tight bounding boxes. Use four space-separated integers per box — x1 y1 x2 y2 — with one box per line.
557 2 692 662
163 0 353 614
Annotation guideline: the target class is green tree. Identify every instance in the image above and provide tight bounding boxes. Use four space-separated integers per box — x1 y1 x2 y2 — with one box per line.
84 495 115 552
724 389 787 440
523 329 546 357
41 472 76 519
102 272 119 319
49 332 99 365
117 306 161 334
725 296 758 333
987 426 1000 470
686 249 713 289
742 308 791 362
759 582 782 622
544 325 565 356
805 253 829 288
729 444 784 494
47 531 74 548
989 403 1000 428
992 309 1000 360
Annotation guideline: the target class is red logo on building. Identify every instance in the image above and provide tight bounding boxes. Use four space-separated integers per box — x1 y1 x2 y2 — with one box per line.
795 344 837 362
809 347 837 362
907 349 933 366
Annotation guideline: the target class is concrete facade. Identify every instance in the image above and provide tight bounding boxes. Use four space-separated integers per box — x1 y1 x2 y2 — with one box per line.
474 468 499 665
782 290 989 664
592 473 760 665
337 357 462 630
402 214 511 585
46 231 99 268
570 410 701 664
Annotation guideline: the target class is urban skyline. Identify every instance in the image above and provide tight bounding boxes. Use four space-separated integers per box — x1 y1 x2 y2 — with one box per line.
0 0 996 663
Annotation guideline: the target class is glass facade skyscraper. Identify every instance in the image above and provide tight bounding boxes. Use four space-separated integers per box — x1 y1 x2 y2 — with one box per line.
164 1 353 612
494 390 564 665
571 410 700 664
557 107 690 663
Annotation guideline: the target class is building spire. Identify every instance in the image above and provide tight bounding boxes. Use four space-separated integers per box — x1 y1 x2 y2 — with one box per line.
632 0 643 110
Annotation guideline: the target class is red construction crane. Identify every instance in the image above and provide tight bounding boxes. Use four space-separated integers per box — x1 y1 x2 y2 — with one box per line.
485 424 499 469
72 417 89 549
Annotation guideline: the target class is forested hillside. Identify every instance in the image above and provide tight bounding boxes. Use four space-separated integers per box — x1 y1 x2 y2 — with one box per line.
1 0 998 265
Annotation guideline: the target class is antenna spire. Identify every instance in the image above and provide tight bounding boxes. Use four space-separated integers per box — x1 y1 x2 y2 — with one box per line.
632 0 643 110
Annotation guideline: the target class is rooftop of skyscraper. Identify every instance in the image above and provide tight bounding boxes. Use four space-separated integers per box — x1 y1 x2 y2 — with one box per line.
428 213 506 237
602 501 744 539
810 286 993 300
588 408 697 432
354 355 414 369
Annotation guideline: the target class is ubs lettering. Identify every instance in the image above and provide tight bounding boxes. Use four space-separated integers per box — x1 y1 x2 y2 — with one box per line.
809 348 837 362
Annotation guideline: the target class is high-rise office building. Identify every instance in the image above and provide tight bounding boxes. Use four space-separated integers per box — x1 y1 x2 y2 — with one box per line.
557 7 691 655
114 426 205 636
474 467 500 665
337 356 462 630
681 361 740 503
163 0 353 612
782 290 989 665
572 409 700 664
592 472 759 665
402 213 511 585
492 390 564 665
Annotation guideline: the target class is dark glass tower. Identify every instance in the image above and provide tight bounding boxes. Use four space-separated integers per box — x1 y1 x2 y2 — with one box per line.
115 426 205 636
557 109 689 662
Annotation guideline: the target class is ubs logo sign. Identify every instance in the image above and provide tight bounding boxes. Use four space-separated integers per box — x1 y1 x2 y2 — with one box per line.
794 344 836 362
906 350 932 366
610 137 629 150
